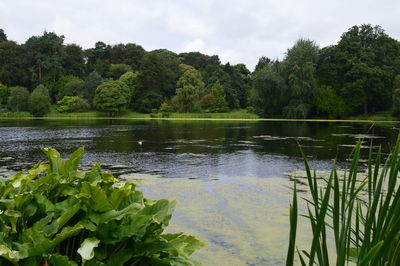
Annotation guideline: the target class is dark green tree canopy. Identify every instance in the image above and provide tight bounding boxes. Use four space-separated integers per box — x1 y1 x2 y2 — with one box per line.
0 41 30 87
24 31 66 84
251 61 287 117
7 86 30 112
172 67 205 112
63 44 85 77
0 29 7 43
28 84 51 117
83 71 105 104
136 49 180 112
0 24 399 118
281 38 319 118
93 80 130 115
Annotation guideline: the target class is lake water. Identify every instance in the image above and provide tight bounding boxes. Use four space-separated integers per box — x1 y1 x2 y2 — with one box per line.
0 119 399 265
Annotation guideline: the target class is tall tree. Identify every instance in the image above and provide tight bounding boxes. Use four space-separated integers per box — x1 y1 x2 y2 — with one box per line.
136 50 180 112
210 81 228 112
0 41 30 87
63 44 85 78
109 43 146 70
250 60 287 117
85 41 111 76
172 67 205 112
24 31 66 85
0 29 7 43
282 39 319 118
119 71 138 108
337 25 400 114
254 56 272 72
318 25 400 115
83 71 105 104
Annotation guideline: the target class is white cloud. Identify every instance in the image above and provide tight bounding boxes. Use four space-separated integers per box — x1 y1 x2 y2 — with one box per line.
1 0 399 70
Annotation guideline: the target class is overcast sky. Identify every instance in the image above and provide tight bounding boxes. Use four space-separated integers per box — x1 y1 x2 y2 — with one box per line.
1 0 399 70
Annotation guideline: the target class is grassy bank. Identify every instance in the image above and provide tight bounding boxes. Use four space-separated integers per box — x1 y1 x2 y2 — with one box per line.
0 110 259 120
1 110 399 122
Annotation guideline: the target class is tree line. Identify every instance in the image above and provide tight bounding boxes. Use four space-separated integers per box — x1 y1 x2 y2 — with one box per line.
0 24 399 118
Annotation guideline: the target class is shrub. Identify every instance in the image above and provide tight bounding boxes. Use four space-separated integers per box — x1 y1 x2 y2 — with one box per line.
282 100 310 119
93 81 131 115
0 83 10 107
315 85 348 118
61 79 84 99
7 86 29 112
56 96 90 113
200 94 217 113
159 102 174 113
51 75 82 101
28 85 51 117
0 147 203 265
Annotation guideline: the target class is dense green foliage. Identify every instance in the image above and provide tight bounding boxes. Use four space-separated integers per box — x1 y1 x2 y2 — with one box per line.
93 81 130 115
0 147 203 265
56 96 90 113
287 136 400 265
0 83 11 107
0 24 399 118
28 85 51 117
250 60 286 117
172 67 204 112
7 86 30 112
315 85 348 118
210 81 228 112
118 71 138 108
393 75 400 118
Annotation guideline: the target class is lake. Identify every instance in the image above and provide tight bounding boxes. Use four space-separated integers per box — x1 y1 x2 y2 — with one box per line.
0 119 399 265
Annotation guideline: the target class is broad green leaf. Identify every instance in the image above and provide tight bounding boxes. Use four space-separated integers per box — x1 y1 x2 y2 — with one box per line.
64 147 84 179
80 182 112 212
42 148 64 175
46 253 78 266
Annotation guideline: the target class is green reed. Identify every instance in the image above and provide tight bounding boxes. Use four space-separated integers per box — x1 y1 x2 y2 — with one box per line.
287 135 400 265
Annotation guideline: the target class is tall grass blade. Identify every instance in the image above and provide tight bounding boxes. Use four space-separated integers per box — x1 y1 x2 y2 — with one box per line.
286 182 298 266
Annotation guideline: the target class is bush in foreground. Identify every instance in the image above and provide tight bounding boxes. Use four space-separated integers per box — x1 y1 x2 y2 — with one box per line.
0 147 203 265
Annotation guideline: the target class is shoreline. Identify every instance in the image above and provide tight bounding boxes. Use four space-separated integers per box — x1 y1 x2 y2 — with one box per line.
0 115 399 123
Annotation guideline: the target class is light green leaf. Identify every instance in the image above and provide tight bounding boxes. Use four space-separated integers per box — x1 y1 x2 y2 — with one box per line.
0 245 19 263
77 237 100 261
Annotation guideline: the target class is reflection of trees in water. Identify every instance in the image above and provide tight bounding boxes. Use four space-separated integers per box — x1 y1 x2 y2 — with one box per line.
0 119 397 164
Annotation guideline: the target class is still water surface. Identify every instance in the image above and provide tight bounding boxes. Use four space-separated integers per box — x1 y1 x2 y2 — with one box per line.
0 119 398 265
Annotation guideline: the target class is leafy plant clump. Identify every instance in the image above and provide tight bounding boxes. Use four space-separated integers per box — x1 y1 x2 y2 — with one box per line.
0 147 203 265
286 135 400 265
